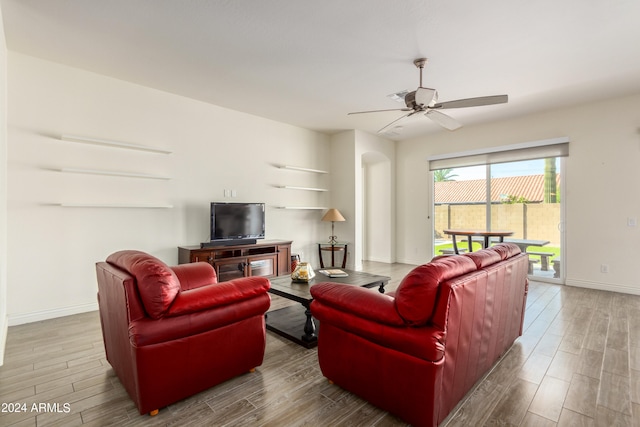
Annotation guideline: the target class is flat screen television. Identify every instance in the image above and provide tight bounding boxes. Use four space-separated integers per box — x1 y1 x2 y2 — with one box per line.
208 202 265 246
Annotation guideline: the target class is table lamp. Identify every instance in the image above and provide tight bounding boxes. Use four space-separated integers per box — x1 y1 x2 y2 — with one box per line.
321 208 346 244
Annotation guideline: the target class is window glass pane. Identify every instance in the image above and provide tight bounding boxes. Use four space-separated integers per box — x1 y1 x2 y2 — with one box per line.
434 165 487 254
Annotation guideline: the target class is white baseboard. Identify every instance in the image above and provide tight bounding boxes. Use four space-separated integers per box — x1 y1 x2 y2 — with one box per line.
364 256 394 264
396 257 426 266
565 278 640 296
0 315 7 366
8 302 99 326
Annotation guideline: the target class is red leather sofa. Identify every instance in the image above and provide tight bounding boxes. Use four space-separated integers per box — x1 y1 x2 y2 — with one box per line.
96 250 271 415
310 243 528 427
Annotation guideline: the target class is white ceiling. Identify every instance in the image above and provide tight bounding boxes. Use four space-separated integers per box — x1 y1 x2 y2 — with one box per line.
2 0 640 140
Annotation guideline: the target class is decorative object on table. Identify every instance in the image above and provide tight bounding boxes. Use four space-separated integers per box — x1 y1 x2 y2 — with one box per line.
290 254 300 273
291 262 315 282
321 208 346 244
319 269 348 278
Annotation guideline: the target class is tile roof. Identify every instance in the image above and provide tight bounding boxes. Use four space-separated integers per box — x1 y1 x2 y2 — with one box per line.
434 174 561 204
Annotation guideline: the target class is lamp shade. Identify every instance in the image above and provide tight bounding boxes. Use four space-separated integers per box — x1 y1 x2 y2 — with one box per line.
321 208 346 222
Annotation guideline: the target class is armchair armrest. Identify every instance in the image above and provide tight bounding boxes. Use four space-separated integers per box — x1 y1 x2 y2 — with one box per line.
171 262 217 290
168 276 270 317
131 294 271 347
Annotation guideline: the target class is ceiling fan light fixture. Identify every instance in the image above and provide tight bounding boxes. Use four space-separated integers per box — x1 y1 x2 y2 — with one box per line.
414 87 437 107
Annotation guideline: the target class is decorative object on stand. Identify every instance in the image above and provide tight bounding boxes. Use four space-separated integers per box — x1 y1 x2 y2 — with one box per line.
291 262 315 283
321 208 346 244
290 254 300 273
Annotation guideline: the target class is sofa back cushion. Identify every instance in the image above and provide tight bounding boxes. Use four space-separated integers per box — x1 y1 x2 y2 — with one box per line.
463 248 502 269
395 256 477 325
107 250 180 320
490 242 521 259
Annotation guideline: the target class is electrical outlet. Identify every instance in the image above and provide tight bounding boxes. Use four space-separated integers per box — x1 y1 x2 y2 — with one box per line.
224 189 230 197
600 264 609 273
628 217 637 227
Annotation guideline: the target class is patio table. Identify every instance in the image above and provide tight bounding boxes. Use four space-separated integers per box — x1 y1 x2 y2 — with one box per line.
470 237 551 253
443 229 514 254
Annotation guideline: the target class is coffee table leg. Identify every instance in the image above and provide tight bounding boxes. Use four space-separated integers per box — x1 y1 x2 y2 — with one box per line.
302 303 316 343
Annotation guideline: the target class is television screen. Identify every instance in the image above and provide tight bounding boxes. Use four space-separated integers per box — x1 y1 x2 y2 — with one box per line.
211 202 265 241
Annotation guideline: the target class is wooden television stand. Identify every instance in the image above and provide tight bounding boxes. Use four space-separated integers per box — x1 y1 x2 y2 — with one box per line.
178 240 292 282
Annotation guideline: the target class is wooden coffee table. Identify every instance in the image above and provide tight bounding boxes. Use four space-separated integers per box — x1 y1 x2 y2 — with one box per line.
266 269 390 348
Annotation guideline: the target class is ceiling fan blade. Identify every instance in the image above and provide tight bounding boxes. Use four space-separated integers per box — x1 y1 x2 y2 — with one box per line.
377 111 419 134
434 94 508 110
348 108 412 115
425 110 462 131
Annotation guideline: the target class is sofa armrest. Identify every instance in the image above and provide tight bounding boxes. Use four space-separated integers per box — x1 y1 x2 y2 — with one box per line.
167 276 270 317
171 262 217 290
310 282 405 326
310 283 445 362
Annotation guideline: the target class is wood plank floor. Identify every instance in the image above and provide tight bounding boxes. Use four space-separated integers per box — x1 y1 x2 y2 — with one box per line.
1 261 639 426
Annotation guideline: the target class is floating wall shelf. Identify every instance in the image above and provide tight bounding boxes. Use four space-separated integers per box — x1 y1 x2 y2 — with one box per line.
277 185 328 192
276 164 329 211
275 206 328 210
56 203 173 209
278 165 328 174
59 168 171 180
60 135 172 154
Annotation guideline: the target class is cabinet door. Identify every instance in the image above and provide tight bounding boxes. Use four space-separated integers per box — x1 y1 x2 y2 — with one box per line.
191 251 213 264
215 259 247 282
277 244 291 276
248 255 277 277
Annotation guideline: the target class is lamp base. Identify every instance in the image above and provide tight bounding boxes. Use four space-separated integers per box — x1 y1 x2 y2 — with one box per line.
328 236 338 244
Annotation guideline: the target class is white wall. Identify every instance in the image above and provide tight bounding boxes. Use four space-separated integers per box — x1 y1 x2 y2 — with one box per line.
0 6 8 365
329 130 395 269
358 131 395 264
328 131 356 267
6 52 330 324
396 92 640 294
363 158 391 262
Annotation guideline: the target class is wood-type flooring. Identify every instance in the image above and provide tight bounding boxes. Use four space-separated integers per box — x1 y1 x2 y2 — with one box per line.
1 261 638 426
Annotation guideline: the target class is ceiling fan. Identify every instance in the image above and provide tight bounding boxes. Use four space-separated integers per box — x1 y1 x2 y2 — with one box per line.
348 58 508 133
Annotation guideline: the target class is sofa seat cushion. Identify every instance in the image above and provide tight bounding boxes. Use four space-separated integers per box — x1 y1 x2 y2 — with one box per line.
107 250 180 320
395 256 477 325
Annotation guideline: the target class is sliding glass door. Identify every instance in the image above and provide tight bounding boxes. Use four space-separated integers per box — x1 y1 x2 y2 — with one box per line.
433 157 564 282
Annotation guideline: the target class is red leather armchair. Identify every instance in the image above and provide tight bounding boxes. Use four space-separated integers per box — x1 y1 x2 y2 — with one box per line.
96 250 271 415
